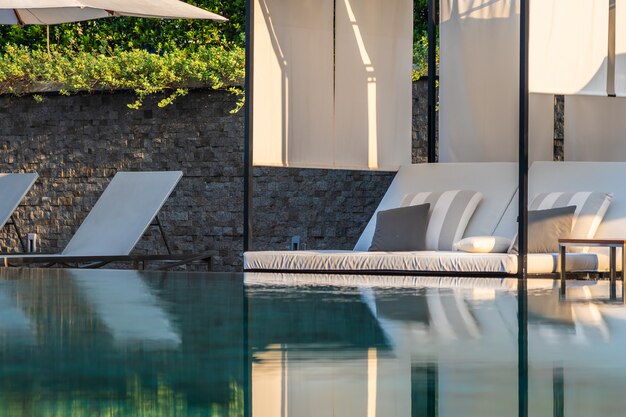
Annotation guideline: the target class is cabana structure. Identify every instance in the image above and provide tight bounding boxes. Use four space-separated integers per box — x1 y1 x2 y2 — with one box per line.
243 0 626 281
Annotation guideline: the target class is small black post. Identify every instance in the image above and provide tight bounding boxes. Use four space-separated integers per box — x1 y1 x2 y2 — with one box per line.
427 0 437 163
243 0 254 253
518 0 530 417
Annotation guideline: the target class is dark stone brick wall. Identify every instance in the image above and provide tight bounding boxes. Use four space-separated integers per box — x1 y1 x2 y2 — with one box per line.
0 80 563 271
0 80 430 271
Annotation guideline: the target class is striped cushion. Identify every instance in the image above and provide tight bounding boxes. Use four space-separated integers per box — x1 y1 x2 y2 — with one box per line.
400 190 483 250
529 192 613 252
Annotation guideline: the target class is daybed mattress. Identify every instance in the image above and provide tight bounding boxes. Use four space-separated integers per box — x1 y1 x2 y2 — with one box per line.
243 250 613 274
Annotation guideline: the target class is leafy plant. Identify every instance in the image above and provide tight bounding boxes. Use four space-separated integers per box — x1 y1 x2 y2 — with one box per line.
0 44 244 109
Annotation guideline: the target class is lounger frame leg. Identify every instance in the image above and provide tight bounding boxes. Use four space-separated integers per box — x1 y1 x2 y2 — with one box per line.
610 246 617 300
559 244 566 298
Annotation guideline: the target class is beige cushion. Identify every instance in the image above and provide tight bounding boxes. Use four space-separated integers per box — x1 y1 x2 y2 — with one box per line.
244 250 515 273
454 236 512 253
400 190 483 251
244 250 613 274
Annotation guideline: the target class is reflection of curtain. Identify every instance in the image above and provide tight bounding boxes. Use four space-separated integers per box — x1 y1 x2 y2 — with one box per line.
439 0 554 163
565 95 626 161
252 0 412 170
530 0 609 96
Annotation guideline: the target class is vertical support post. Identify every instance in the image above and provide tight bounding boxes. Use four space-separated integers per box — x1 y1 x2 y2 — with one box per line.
244 0 254 253
518 1 529 417
427 0 437 163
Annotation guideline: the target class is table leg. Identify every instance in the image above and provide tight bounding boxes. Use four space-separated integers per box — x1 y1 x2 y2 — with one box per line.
611 246 617 300
560 244 566 298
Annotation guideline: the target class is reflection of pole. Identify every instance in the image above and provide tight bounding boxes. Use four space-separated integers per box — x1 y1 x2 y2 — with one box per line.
518 0 529 416
243 0 254 253
427 0 437 163
426 363 437 417
411 363 437 417
553 366 564 417
243 283 251 417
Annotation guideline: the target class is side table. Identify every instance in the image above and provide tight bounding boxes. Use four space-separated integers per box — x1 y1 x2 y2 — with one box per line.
559 238 626 301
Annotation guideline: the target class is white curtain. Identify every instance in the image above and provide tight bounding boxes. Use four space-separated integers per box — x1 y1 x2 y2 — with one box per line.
334 0 413 171
252 0 335 168
439 0 554 163
529 0 609 96
564 95 626 161
253 0 412 170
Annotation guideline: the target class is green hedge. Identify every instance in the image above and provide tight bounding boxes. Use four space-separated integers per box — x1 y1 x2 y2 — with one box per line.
0 45 244 109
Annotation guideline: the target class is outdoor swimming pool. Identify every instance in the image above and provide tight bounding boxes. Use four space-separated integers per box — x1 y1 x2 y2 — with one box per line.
0 268 623 416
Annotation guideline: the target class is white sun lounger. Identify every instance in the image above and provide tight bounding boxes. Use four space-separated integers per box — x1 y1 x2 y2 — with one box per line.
0 171 214 269
0 173 38 248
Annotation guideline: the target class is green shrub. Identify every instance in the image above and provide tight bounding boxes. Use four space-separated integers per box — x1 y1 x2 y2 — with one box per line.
0 44 244 110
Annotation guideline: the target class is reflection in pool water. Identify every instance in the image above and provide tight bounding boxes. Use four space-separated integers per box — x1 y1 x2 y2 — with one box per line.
0 269 624 416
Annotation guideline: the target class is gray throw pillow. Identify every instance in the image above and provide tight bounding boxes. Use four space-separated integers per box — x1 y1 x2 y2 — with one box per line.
509 205 576 254
368 203 430 252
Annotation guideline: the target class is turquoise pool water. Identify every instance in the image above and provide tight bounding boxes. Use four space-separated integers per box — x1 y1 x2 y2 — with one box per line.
0 269 624 416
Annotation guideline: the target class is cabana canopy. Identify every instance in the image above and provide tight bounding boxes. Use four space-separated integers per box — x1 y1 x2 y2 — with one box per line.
244 0 625 279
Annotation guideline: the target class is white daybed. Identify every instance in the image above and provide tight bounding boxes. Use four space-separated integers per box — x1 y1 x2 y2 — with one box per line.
244 162 624 275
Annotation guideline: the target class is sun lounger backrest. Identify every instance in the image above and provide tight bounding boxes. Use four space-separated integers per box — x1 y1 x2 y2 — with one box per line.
354 163 518 251
528 162 626 240
0 173 38 230
62 171 182 256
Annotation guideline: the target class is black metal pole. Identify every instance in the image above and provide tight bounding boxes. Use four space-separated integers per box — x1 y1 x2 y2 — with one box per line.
427 0 437 163
518 0 529 417
243 0 254 253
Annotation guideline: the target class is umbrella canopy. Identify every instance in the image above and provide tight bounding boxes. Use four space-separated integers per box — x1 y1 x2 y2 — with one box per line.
0 0 227 25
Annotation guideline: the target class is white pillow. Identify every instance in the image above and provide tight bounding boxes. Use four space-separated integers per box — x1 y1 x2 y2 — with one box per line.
401 190 483 251
454 236 512 253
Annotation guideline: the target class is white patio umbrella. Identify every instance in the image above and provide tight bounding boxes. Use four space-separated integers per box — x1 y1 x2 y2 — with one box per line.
0 0 227 25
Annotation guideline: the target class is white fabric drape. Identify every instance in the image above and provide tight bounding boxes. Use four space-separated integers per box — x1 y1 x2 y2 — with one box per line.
529 0 609 96
564 95 626 161
334 0 413 170
252 0 335 168
252 0 412 170
439 0 553 163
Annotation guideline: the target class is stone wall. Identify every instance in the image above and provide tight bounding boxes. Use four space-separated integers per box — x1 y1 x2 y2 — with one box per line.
0 81 431 271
